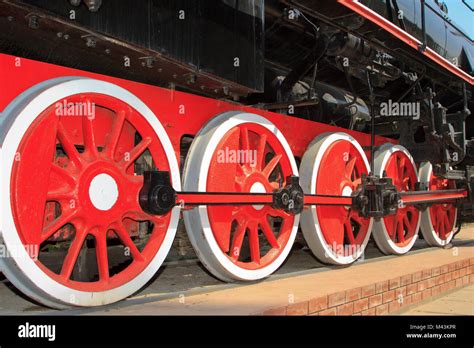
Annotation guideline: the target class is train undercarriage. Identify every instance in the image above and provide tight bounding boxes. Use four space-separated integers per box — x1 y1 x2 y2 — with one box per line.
0 0 473 308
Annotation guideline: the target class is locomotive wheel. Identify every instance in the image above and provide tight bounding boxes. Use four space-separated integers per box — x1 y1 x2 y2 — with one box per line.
419 162 458 247
0 77 181 308
300 132 373 265
373 144 420 255
183 111 299 282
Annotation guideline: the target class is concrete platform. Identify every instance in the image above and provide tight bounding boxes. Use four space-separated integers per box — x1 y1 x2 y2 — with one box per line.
52 226 474 316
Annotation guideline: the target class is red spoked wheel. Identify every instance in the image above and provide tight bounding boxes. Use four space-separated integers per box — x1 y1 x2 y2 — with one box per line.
419 162 458 247
183 111 299 281
300 132 373 265
0 78 180 308
373 144 420 254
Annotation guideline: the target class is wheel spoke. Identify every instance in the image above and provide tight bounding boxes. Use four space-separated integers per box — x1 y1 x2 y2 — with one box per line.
40 210 77 243
230 223 247 261
390 217 398 238
57 123 82 168
350 211 365 226
268 208 289 219
50 164 76 187
95 233 110 282
260 219 279 249
344 219 356 245
443 213 451 236
403 214 413 233
120 137 152 169
105 110 126 158
82 114 98 157
262 154 282 178
249 226 261 264
60 229 87 280
257 134 267 171
397 219 405 243
115 222 144 262
345 157 357 178
240 126 250 152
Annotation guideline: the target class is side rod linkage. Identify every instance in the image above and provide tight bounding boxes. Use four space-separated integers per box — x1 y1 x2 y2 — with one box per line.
139 171 467 217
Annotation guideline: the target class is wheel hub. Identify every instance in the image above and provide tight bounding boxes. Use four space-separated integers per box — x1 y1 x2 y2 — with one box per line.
88 173 119 211
249 181 266 210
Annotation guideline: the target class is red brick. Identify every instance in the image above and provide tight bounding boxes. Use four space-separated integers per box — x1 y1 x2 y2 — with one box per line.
448 262 456 272
389 277 400 290
400 274 412 286
361 284 375 298
375 280 389 294
448 280 456 290
431 285 441 297
470 257 474 266
287 302 308 316
407 283 417 295
455 278 463 287
346 287 362 302
432 267 441 277
389 300 401 313
376 303 389 315
412 271 422 282
440 282 450 293
361 307 376 316
336 302 354 316
319 308 337 316
463 275 470 286
395 286 406 301
460 268 467 277
262 307 287 316
438 276 444 286
462 259 470 268
328 292 346 307
469 265 474 274
445 272 452 282
383 290 395 303
353 298 369 313
453 270 460 279
421 289 431 301
309 296 328 313
403 295 413 307
440 265 449 274
455 261 463 270
412 292 422 303
417 280 429 292
369 294 383 308
470 274 474 283
422 269 431 280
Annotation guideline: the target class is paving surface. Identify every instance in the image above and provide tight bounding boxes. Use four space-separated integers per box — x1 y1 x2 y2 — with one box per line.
0 225 473 315
400 284 474 315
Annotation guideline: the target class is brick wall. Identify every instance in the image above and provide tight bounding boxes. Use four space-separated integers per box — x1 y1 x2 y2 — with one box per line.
261 257 474 316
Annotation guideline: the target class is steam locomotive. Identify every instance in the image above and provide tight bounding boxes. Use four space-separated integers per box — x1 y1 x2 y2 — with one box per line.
0 0 472 308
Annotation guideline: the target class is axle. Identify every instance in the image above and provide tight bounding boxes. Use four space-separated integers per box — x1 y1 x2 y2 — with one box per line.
139 171 468 217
